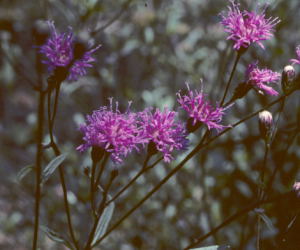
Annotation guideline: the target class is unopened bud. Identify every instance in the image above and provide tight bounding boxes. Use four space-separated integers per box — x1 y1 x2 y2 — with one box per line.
258 110 273 142
293 182 300 198
229 82 252 103
281 65 295 94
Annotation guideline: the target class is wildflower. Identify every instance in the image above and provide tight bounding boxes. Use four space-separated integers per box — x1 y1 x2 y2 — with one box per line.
40 20 100 81
290 45 300 65
77 99 145 164
139 108 188 163
258 110 273 142
281 65 296 94
177 84 229 133
220 0 280 51
246 62 281 96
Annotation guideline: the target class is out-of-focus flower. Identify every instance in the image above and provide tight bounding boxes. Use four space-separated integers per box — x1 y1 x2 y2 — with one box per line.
258 110 273 141
293 182 300 198
139 108 188 163
77 99 146 164
40 21 100 81
246 62 281 96
290 45 300 65
220 0 280 51
177 84 230 133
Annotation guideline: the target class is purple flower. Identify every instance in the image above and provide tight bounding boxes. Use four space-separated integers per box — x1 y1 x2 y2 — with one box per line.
77 99 145 164
290 45 300 65
246 62 281 96
139 108 188 163
40 21 100 81
177 84 229 132
220 1 280 50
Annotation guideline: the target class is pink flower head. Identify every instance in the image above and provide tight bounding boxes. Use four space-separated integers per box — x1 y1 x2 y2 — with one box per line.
77 99 146 164
246 62 281 96
139 108 188 163
177 84 230 132
290 45 300 65
220 1 280 51
40 21 100 81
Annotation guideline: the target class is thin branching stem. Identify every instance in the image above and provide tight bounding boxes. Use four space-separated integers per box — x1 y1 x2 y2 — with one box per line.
32 89 45 250
92 130 210 247
90 160 97 214
105 154 152 207
84 171 115 250
220 52 242 106
91 0 133 36
91 91 296 247
94 153 110 191
183 191 293 249
256 141 269 250
264 128 299 199
47 84 79 250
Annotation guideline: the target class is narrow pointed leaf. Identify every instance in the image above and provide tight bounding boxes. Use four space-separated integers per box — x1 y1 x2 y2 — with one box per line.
16 165 34 183
91 200 115 246
41 154 67 185
258 211 276 233
40 225 73 249
191 245 230 250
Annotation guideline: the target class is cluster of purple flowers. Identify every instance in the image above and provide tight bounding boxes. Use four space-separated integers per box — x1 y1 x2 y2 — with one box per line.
39 21 100 81
41 0 291 165
220 0 280 51
77 85 230 164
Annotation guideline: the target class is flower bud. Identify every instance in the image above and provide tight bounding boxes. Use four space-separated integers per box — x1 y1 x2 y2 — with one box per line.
293 182 300 198
258 110 273 142
281 65 295 94
229 82 252 104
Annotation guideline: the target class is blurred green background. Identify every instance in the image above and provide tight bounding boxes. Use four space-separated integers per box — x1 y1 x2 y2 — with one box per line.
0 0 299 249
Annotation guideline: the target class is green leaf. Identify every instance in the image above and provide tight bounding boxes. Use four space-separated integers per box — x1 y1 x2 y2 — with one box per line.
41 154 67 185
191 245 230 250
40 225 73 249
255 209 276 233
91 200 115 246
16 165 34 183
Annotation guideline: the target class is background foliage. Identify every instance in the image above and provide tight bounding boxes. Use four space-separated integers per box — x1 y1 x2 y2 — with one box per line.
0 0 299 249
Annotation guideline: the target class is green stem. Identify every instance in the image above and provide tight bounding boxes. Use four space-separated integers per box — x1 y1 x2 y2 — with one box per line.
90 161 97 214
94 154 110 191
32 90 45 250
84 171 115 250
220 52 241 106
92 131 210 248
47 85 79 250
256 142 269 250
